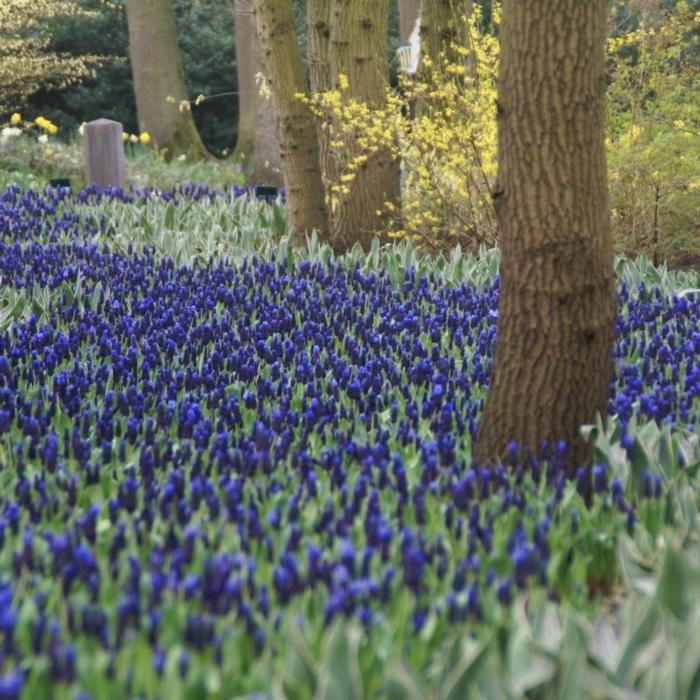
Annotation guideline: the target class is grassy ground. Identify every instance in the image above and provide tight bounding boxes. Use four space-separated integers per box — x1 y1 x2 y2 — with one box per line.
0 130 246 192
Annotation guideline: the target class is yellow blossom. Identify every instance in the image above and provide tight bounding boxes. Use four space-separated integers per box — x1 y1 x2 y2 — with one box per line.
10 113 21 125
139 132 151 145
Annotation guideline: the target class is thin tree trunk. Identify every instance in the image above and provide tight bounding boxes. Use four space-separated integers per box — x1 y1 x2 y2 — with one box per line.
255 0 328 240
399 0 421 45
328 0 401 252
474 0 616 470
306 0 334 197
307 0 332 93
234 0 282 185
652 184 660 266
420 0 472 69
125 0 209 159
415 0 472 124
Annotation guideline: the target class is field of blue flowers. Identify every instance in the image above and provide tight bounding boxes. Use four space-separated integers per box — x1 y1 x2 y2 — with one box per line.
0 184 698 699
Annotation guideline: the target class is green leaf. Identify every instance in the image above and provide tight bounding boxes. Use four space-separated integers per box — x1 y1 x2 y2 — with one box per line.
281 624 318 700
657 425 676 481
385 662 429 700
317 622 363 700
508 629 557 695
441 635 493 700
616 599 660 680
656 544 700 619
163 201 176 229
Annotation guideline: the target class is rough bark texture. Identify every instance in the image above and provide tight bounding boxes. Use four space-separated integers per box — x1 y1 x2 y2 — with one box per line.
420 0 471 68
307 0 332 93
255 0 328 240
233 0 282 185
125 0 209 159
474 0 616 470
328 0 401 252
399 0 421 44
306 0 334 200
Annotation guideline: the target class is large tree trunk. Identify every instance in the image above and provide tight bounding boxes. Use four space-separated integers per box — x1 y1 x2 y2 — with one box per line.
399 0 421 44
125 0 209 159
233 0 282 185
255 0 328 240
328 0 401 252
474 0 616 470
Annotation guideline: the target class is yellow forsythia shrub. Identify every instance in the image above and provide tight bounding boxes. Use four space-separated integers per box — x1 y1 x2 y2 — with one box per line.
302 4 500 253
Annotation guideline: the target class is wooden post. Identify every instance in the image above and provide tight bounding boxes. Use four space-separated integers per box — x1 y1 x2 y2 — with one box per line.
83 119 126 189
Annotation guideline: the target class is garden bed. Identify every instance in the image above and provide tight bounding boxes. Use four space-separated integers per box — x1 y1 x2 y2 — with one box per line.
0 185 698 698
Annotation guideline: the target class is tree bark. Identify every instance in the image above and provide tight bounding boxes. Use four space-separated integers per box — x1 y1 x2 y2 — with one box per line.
233 0 283 185
125 0 209 159
307 0 332 93
328 0 401 252
399 0 421 45
474 0 616 470
420 0 472 69
255 0 328 240
306 0 334 198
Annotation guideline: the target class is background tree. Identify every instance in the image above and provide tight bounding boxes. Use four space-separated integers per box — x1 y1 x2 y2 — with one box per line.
399 0 421 44
475 0 616 469
326 0 401 251
24 0 236 157
233 0 282 184
125 0 209 158
172 0 237 156
306 0 334 198
24 0 137 136
255 0 328 239
606 0 700 265
0 0 101 115
420 0 472 68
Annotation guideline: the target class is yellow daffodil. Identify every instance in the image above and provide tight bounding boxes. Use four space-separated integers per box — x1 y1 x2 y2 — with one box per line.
10 113 21 125
139 132 151 145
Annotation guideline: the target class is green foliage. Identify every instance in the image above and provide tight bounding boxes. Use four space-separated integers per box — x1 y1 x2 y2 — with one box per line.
1 187 699 696
54 190 700 292
173 0 236 156
0 0 102 114
23 0 137 137
22 0 237 157
0 131 245 192
270 413 700 699
606 1 700 265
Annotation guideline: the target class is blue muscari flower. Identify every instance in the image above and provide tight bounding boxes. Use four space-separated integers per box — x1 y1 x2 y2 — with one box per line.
412 608 428 633
0 669 24 700
0 183 698 688
570 508 579 535
496 578 512 606
401 543 425 594
178 651 190 679
512 542 540 589
592 464 608 494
